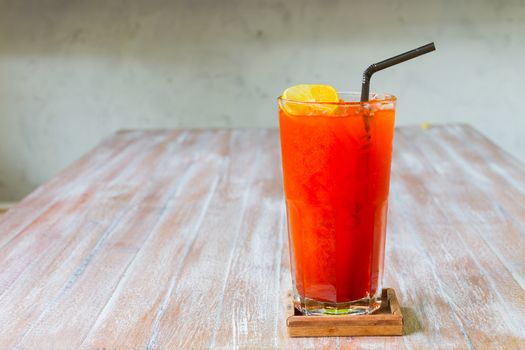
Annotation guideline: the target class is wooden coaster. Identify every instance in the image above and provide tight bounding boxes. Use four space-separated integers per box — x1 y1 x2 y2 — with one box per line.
287 288 403 337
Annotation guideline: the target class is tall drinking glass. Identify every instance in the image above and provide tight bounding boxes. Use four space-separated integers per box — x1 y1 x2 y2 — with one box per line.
278 92 396 315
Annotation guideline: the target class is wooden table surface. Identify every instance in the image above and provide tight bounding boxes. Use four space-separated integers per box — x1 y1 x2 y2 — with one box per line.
0 125 524 349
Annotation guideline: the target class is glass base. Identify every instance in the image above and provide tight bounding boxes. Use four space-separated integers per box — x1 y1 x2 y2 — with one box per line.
293 290 382 316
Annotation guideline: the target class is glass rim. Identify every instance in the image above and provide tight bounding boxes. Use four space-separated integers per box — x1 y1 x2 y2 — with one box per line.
277 91 397 106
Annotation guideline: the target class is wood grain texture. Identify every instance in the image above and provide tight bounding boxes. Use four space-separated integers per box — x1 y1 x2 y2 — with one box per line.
0 125 524 349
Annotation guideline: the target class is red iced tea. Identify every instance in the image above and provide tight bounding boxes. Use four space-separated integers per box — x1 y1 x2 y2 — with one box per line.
279 92 396 314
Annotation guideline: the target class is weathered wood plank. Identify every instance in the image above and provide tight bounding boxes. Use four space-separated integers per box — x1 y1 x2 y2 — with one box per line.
13 131 232 349
209 131 286 348
430 126 525 291
80 130 231 348
391 127 525 348
0 132 176 304
0 131 141 248
405 126 525 322
0 131 186 347
146 129 326 349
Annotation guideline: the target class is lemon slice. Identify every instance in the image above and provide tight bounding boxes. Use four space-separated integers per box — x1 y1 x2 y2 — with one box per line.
280 84 339 115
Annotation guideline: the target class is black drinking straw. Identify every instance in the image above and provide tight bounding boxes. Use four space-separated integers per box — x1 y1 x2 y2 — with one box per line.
360 42 436 102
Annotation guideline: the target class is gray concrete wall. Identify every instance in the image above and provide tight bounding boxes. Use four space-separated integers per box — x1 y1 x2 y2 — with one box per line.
1 0 524 200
